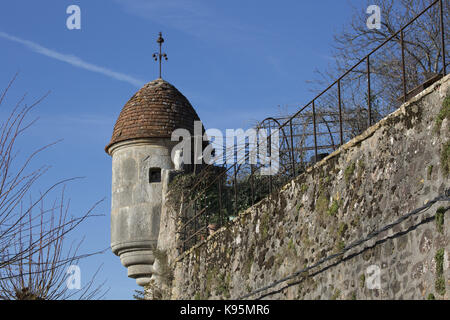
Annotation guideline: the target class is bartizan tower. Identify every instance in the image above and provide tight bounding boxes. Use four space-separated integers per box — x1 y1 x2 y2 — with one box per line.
105 76 201 286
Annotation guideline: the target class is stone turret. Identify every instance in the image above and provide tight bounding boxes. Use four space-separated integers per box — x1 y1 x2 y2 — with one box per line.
105 78 201 286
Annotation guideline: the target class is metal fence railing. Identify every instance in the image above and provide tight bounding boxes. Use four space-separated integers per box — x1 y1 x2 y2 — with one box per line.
175 0 448 253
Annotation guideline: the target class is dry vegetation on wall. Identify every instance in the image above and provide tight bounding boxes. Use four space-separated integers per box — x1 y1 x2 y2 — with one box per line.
169 76 449 300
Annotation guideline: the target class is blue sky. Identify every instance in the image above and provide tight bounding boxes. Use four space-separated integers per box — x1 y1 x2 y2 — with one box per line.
0 0 367 299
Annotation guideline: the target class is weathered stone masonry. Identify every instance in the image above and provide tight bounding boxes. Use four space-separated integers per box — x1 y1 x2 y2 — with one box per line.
158 75 450 300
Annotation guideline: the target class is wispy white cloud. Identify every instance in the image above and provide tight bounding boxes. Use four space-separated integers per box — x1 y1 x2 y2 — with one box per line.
0 31 145 88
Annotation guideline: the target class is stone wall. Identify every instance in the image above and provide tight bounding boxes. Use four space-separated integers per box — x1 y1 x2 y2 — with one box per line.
159 75 450 300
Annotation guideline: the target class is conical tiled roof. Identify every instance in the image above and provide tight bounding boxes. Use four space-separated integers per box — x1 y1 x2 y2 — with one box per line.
105 78 201 154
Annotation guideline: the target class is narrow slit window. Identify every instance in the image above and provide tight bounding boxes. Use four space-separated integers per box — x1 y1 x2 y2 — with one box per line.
149 168 161 183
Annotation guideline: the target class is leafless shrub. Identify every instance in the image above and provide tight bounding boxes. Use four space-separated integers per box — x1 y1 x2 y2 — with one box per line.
0 74 108 300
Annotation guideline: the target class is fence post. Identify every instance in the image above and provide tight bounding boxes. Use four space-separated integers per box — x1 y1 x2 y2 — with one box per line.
250 164 255 206
338 80 343 146
367 55 372 127
193 198 197 246
268 130 273 193
182 205 187 252
312 101 318 160
289 119 296 177
233 163 238 216
440 0 447 76
204 190 208 238
401 29 407 103
218 175 223 226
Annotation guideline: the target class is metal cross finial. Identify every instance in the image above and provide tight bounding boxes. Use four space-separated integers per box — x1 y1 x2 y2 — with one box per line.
152 32 168 79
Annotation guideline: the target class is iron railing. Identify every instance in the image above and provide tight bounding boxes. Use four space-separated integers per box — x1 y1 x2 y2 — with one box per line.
176 0 448 253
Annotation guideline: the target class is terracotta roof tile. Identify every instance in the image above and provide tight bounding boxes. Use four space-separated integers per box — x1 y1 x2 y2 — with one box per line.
105 79 201 154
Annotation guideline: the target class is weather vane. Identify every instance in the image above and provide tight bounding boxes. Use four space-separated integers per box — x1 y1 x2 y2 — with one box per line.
153 32 168 79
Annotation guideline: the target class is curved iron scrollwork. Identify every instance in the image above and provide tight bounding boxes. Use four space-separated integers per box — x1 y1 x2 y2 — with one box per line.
176 0 448 254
